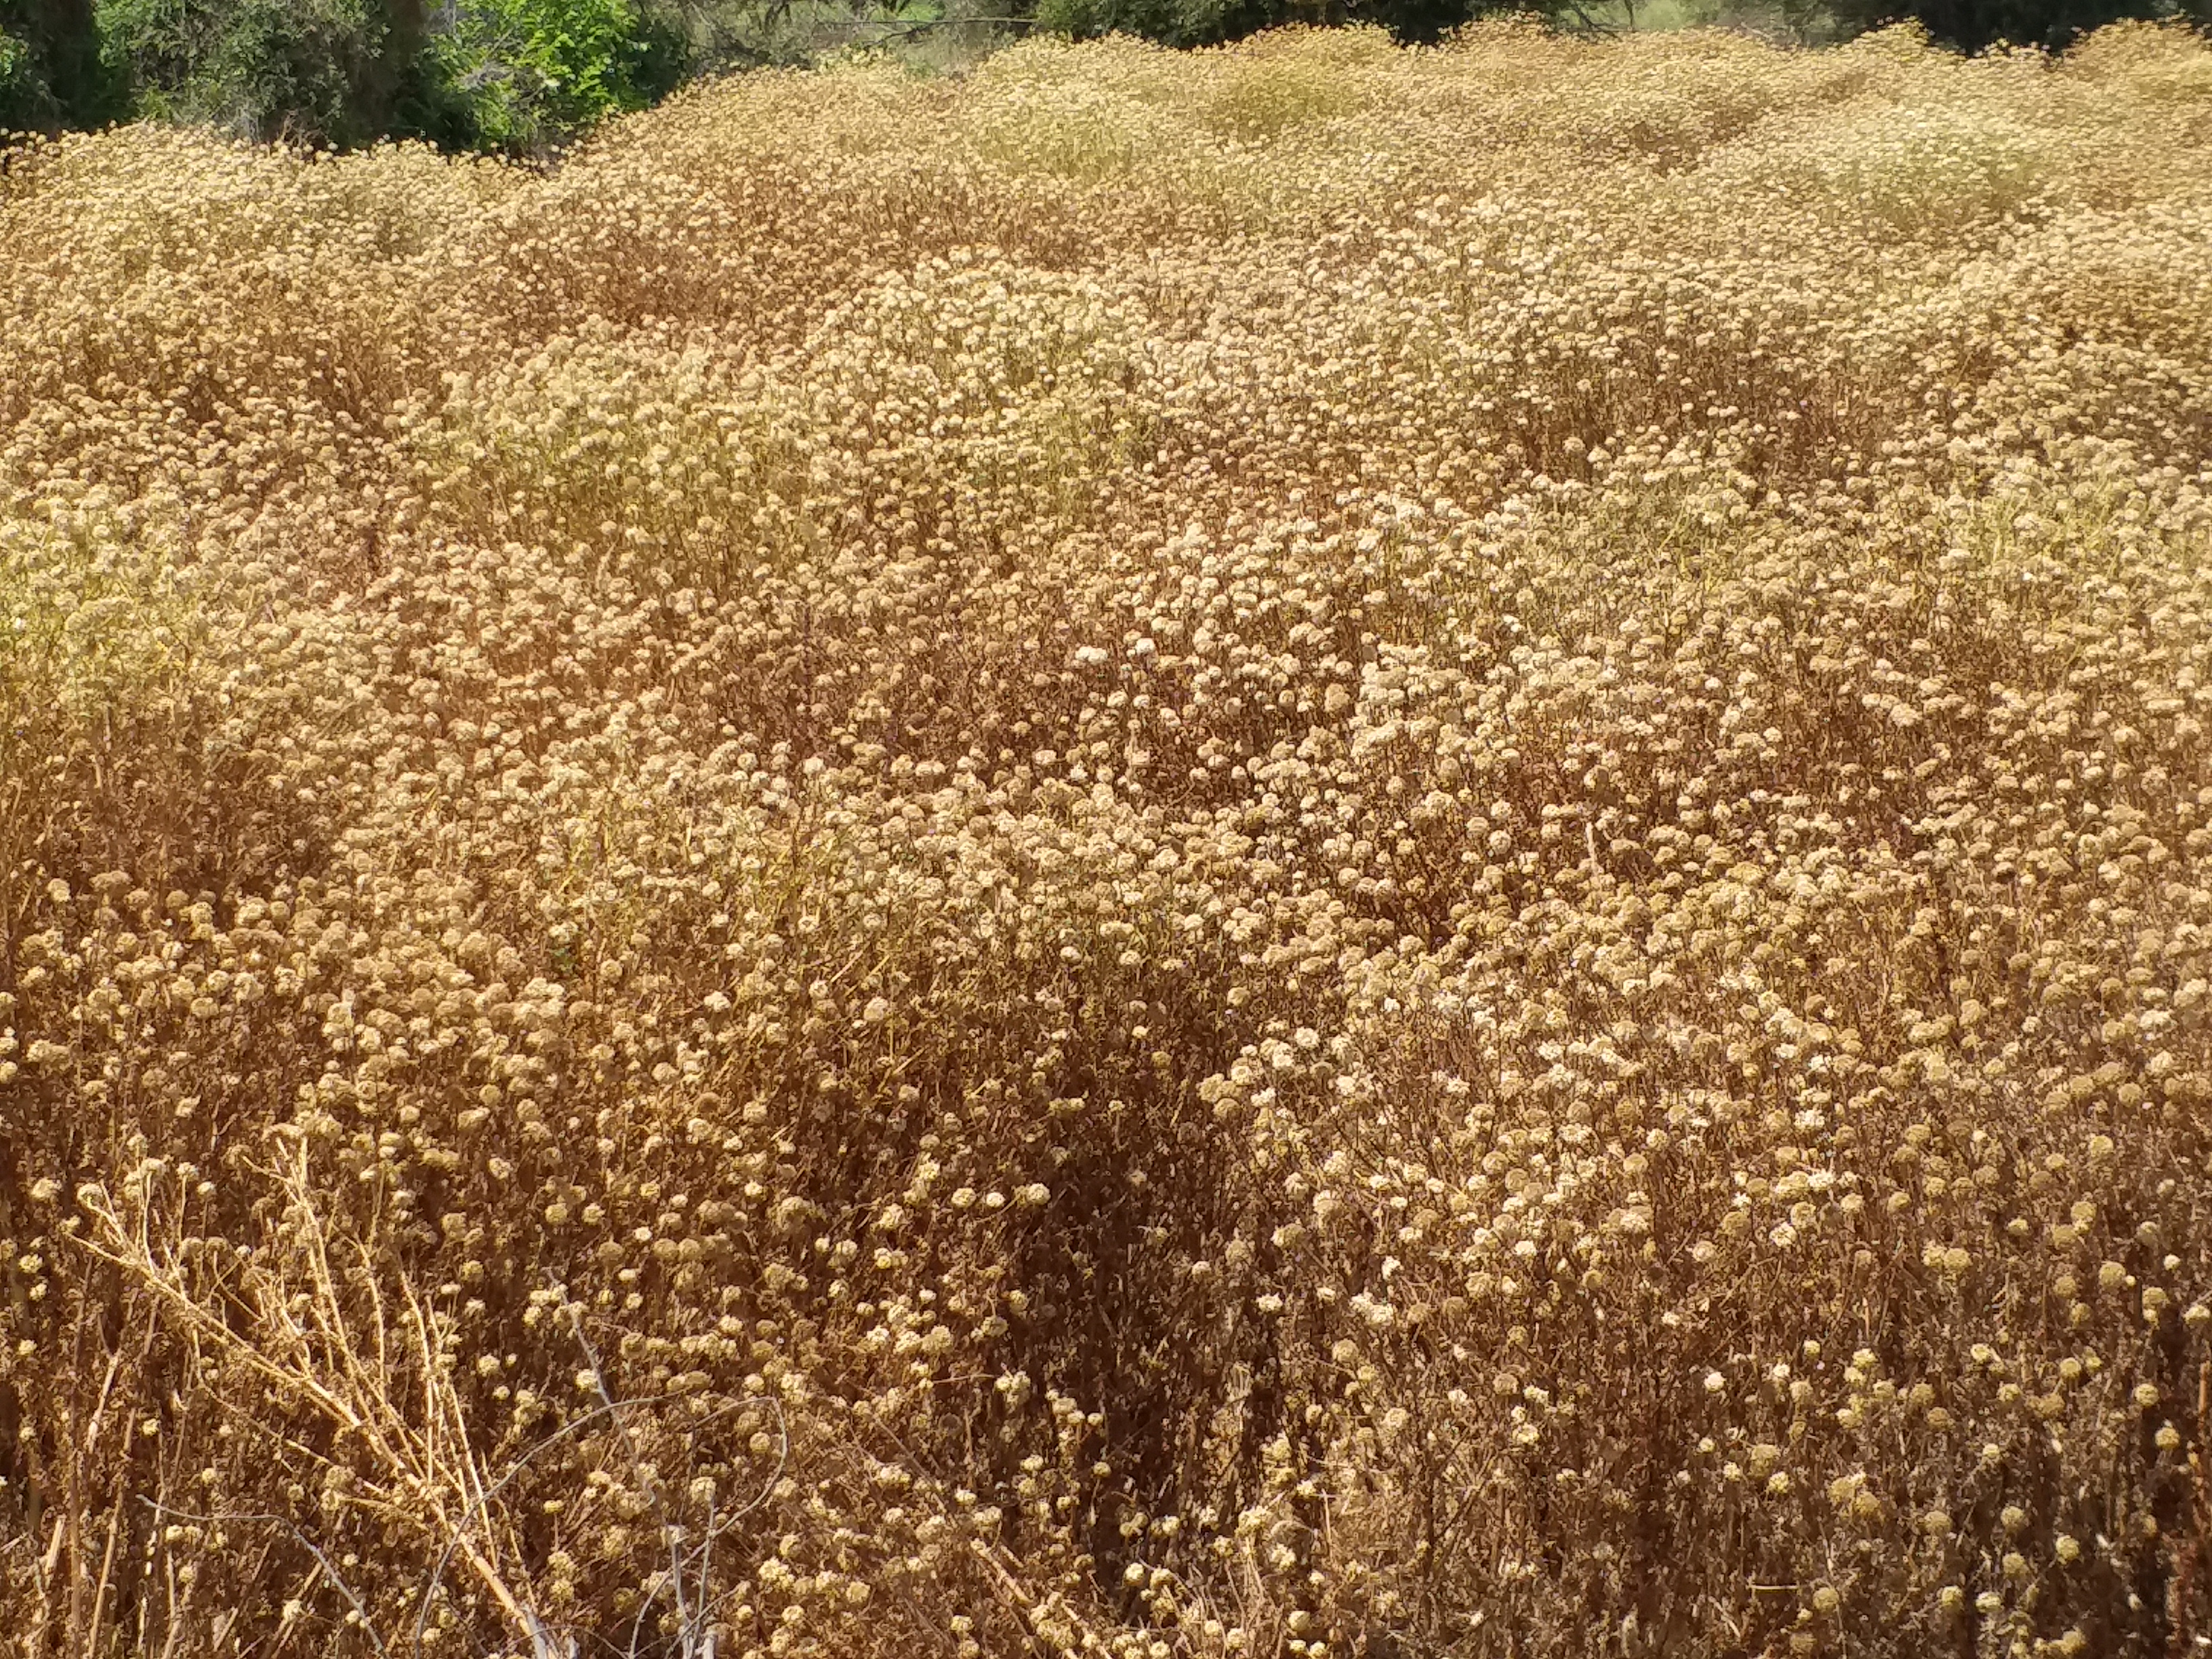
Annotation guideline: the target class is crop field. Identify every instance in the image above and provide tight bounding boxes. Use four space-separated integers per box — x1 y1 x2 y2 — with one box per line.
3 19 2212 1658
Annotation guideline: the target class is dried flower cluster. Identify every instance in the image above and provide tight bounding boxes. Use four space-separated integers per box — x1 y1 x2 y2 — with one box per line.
4 19 2212 1657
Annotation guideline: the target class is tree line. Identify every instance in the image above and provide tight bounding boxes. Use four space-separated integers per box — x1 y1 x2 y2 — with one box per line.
3 0 2206 152
1037 0 2205 46
0 0 691 150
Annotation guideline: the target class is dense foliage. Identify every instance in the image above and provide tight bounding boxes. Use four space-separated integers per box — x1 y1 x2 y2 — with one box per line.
0 0 689 149
1826 0 2209 49
0 0 119 132
1029 0 1481 50
91 0 422 145
3 21 2211 1658
414 0 690 149
1032 0 2210 51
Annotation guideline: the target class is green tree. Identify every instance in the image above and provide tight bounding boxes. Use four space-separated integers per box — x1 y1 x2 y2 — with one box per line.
85 0 690 153
1 0 124 131
1826 0 2205 48
1033 0 1481 43
424 0 689 150
96 0 424 144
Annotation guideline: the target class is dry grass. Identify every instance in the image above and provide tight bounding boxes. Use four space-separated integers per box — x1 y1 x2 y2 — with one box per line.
4 18 2212 1657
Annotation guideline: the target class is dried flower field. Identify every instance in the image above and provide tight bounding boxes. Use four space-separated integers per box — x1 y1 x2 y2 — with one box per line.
4 19 2212 1657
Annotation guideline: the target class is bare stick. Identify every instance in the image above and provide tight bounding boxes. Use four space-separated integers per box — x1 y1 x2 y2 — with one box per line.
688 1394 792 1635
143 1498 390 1659
556 1288 693 1640
409 1391 691 1654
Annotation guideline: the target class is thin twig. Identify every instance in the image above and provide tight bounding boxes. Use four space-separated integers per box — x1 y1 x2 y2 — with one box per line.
557 1288 692 1642
657 1393 792 1639
698 1486 716 1658
142 1499 390 1659
80 1169 534 1637
626 1389 790 1656
409 1391 680 1654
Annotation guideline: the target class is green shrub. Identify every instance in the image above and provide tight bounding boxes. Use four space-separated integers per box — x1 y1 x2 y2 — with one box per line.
0 26 29 125
1 0 122 131
425 0 689 150
1826 0 2207 49
1031 0 1478 45
95 0 415 144
84 0 691 153
1030 0 2209 52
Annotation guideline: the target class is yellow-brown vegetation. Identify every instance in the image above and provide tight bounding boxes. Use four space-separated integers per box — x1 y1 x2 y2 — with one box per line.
5 19 2212 1656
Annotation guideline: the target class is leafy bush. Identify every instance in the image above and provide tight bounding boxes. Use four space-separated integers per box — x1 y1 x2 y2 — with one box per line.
0 0 120 131
1032 0 1478 45
0 27 30 125
94 0 415 143
425 0 690 150
1828 0 2207 49
81 0 692 152
1028 0 2209 54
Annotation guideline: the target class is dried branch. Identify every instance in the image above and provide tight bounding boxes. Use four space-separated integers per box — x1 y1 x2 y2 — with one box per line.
142 1500 390 1659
